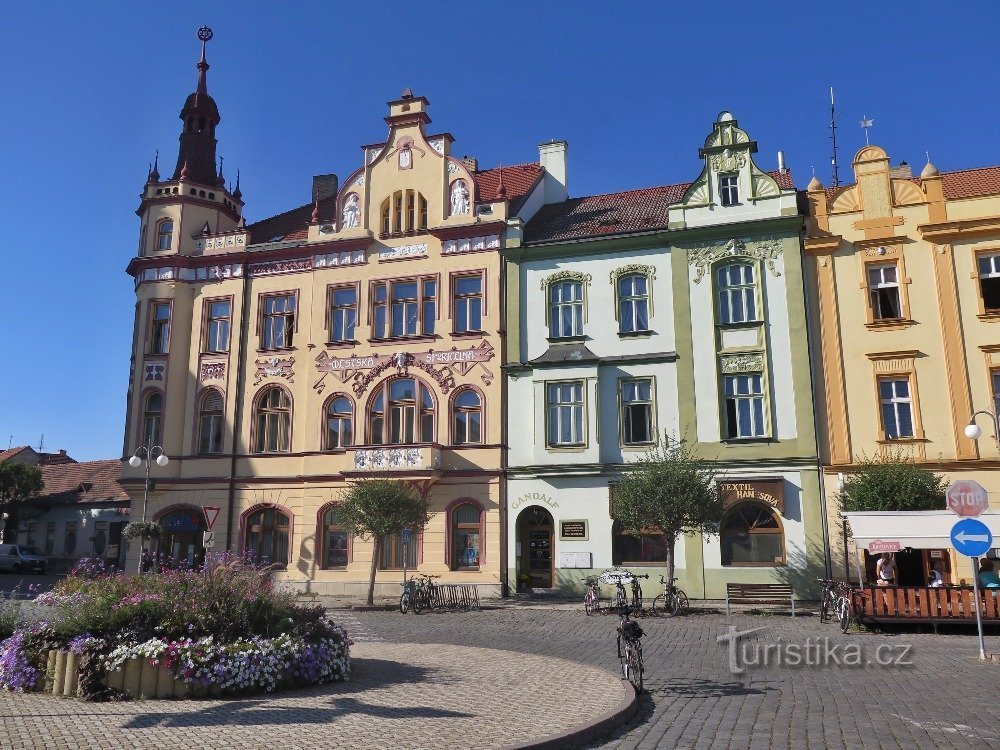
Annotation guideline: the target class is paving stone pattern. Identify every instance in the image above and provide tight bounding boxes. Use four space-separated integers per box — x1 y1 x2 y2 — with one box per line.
0 641 625 750
350 603 1000 750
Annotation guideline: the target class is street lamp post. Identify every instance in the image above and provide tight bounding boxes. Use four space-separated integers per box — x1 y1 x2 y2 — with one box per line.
128 437 169 574
964 409 1000 447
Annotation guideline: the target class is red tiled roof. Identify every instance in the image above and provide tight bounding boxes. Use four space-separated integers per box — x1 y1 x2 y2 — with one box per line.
246 196 337 245
524 171 794 244
0 446 32 463
474 163 543 211
37 460 129 504
941 166 1000 200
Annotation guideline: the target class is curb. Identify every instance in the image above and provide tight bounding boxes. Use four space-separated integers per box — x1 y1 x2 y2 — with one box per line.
503 677 639 750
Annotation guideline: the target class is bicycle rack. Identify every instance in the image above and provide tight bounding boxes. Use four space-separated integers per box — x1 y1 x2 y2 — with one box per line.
425 583 482 612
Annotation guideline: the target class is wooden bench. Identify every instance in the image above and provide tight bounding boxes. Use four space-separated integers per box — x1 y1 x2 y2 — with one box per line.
851 585 1000 632
726 583 795 617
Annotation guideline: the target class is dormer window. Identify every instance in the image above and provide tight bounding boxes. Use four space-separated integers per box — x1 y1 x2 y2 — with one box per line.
156 220 174 251
719 174 739 207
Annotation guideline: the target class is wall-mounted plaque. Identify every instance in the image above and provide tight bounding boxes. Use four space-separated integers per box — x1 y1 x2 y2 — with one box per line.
559 520 589 541
718 478 784 514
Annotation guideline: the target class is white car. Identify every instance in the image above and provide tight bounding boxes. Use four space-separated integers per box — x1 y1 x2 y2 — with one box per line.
0 544 48 574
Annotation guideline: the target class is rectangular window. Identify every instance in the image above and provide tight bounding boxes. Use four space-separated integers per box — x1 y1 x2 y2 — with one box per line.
618 275 649 333
453 275 483 333
375 278 436 339
44 522 55 555
621 379 654 445
723 374 766 439
379 532 417 570
979 253 1000 313
261 294 296 349
879 377 914 439
993 369 1000 418
717 264 757 324
868 264 902 320
205 299 231 353
547 381 585 446
549 281 584 338
329 286 358 342
720 174 739 206
149 302 171 354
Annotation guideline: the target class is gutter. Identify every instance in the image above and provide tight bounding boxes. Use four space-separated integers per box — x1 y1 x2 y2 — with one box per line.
226 268 252 551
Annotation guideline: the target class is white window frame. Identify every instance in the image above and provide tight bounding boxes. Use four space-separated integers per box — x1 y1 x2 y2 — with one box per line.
723 373 767 440
717 263 757 324
620 378 655 446
719 174 739 206
617 275 650 334
878 377 914 440
867 264 902 321
546 380 586 447
549 281 584 338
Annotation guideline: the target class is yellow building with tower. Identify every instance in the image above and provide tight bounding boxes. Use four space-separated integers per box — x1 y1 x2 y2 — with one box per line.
120 31 545 597
804 146 1000 582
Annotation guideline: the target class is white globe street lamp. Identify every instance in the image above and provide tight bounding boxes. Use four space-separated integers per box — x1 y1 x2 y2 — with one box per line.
129 439 170 574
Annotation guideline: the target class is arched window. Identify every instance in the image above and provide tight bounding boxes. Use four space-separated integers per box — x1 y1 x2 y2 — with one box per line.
452 389 482 445
716 263 757 324
720 502 784 566
198 390 224 455
320 504 350 569
243 506 290 566
156 220 173 251
380 198 391 235
254 386 291 453
369 378 435 445
450 503 482 570
325 396 353 450
142 391 163 445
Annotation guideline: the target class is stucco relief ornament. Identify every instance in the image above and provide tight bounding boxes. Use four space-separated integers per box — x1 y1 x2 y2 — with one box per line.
393 351 411 370
711 148 746 173
341 193 361 229
687 238 783 283
253 356 295 385
451 180 470 215
720 353 765 374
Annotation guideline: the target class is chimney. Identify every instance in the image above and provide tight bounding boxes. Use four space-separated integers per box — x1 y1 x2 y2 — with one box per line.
777 150 787 174
889 161 912 179
312 174 339 202
539 140 568 205
461 155 478 172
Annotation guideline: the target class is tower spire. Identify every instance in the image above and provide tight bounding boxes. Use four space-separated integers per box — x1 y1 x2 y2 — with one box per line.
171 27 221 186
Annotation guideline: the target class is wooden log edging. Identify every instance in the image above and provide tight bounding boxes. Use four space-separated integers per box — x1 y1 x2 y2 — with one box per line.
42 650 189 699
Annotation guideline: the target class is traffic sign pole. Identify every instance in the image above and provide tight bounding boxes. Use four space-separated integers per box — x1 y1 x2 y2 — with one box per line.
971 557 987 661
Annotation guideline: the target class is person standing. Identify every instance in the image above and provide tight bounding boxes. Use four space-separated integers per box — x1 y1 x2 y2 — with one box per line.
876 552 896 586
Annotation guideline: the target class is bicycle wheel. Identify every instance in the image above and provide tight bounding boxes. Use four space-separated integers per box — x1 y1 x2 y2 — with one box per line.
838 596 852 633
650 594 664 616
412 590 423 614
673 590 689 615
627 642 643 692
819 587 832 623
584 591 595 616
617 633 628 679
399 591 410 614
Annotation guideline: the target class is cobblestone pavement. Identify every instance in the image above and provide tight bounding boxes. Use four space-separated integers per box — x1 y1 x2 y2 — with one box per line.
0 641 627 750
344 603 1000 750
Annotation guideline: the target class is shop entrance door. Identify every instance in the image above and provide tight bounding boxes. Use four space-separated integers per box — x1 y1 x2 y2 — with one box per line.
517 506 554 589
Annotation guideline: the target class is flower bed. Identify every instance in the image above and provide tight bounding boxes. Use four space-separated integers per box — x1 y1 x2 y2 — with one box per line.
0 555 351 700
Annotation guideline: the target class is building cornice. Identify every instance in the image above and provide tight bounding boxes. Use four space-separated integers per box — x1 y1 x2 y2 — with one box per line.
917 215 1000 242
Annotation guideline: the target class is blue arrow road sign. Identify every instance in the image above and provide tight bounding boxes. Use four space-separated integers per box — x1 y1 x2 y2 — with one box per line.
950 518 994 557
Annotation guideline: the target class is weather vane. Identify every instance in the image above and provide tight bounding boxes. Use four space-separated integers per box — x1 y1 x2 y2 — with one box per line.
198 26 214 43
860 115 874 145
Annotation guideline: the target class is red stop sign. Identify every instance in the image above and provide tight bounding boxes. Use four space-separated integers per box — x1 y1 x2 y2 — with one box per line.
946 480 989 517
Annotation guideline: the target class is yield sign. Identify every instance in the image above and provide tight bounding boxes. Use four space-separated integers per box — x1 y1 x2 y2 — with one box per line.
946 480 989 518
202 506 222 531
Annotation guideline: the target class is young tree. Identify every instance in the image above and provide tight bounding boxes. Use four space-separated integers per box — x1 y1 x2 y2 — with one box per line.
612 434 723 588
839 453 946 512
337 478 430 605
0 462 44 543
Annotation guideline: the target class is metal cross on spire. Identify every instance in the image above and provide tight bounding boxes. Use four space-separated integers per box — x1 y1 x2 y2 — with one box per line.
860 115 875 145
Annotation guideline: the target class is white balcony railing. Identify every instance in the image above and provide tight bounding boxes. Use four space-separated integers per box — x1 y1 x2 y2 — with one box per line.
348 445 441 472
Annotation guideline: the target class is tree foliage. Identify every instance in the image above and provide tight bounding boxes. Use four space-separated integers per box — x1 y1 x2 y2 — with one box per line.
838 453 946 513
612 434 723 585
337 478 430 604
0 462 44 505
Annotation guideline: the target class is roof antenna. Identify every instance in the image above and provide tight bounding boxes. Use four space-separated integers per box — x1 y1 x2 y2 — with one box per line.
860 115 874 146
7 435 12 450
37 434 45 452
829 87 840 188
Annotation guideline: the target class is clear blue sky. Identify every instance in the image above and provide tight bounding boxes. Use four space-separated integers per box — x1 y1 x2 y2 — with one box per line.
1 1 997 460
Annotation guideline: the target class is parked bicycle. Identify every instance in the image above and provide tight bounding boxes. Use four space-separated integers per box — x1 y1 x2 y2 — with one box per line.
835 586 854 633
414 574 442 612
399 576 422 614
616 605 645 692
600 568 634 612
582 575 602 615
651 575 689 616
817 578 836 623
629 573 649 615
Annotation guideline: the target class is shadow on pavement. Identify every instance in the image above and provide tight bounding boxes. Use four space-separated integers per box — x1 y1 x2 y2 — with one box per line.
121 658 473 729
651 677 770 697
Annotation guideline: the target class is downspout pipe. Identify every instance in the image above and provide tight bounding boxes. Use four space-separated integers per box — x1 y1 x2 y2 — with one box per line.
226 269 252 551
